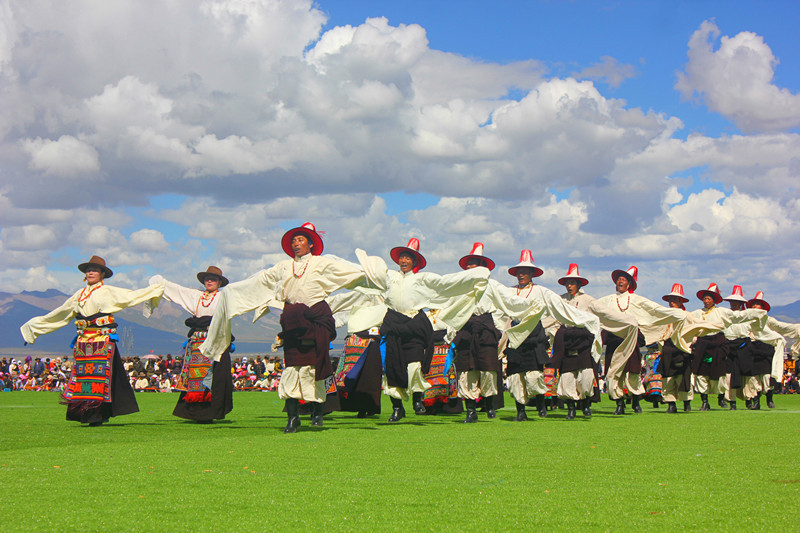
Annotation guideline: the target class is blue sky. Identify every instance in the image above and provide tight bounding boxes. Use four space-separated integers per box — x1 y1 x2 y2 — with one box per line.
1 0 800 307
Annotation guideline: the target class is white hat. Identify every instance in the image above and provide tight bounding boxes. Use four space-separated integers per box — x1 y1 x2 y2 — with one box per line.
723 285 747 303
508 250 543 277
458 242 495 271
662 283 689 303
557 263 589 286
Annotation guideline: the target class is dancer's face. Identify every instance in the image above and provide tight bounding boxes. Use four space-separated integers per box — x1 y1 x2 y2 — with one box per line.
398 252 416 273
564 279 581 296
84 267 104 285
616 276 630 293
516 267 534 287
291 234 313 257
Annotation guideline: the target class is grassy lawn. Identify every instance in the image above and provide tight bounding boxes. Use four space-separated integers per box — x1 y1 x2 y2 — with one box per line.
1 391 799 531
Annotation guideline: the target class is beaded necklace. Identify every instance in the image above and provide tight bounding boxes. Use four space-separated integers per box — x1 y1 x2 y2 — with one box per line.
195 290 217 315
292 259 310 278
702 305 715 318
78 282 103 308
615 293 630 312
516 283 533 298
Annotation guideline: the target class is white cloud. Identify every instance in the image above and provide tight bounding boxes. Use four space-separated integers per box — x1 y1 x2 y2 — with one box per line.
574 56 637 88
676 20 800 133
130 229 169 252
21 135 100 176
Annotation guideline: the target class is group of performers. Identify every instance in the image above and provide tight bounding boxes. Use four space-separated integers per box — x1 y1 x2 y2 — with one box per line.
20 222 800 432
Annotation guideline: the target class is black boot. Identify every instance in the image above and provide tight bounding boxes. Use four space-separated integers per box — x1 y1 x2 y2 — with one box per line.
412 392 426 415
283 399 301 433
753 394 761 410
718 393 727 408
565 400 576 420
766 390 775 409
631 395 643 414
484 396 497 419
388 397 406 422
666 402 677 414
535 395 547 418
699 393 710 411
683 400 692 412
311 401 324 426
581 399 592 417
729 400 737 410
746 397 753 409
613 398 625 415
514 401 528 422
463 399 478 423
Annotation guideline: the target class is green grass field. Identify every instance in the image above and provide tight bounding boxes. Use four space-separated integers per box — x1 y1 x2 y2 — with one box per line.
2 391 799 531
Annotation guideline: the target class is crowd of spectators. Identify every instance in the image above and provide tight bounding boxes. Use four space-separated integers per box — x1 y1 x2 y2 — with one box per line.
0 354 285 392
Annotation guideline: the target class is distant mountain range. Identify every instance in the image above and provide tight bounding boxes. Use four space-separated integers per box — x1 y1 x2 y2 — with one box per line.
0 289 284 357
3 289 798 358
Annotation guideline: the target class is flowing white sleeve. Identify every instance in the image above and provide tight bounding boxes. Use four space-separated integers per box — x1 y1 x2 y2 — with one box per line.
20 293 79 344
421 267 490 331
157 278 201 315
200 267 281 360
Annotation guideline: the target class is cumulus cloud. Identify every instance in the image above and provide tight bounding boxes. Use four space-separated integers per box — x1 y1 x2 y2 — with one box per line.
21 135 100 176
0 3 799 305
676 20 800 133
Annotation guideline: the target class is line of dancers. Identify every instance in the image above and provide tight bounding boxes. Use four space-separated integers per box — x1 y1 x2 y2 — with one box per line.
20 222 799 431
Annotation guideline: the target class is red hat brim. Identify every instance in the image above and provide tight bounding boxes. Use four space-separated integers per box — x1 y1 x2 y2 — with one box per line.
558 275 589 286
662 294 689 303
746 299 770 312
281 227 324 257
696 290 723 305
458 254 495 271
390 246 426 271
611 269 637 292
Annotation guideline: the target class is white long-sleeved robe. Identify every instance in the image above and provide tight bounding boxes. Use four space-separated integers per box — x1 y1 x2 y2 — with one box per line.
21 282 165 344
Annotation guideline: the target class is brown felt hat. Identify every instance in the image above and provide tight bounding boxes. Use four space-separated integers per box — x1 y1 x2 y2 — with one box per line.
78 256 113 278
197 266 229 287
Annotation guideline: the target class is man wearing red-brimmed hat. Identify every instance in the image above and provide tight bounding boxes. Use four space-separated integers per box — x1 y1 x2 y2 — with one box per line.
343 238 491 422
719 285 753 410
741 291 800 409
148 266 233 423
657 284 694 413
451 243 504 422
20 255 165 426
589 266 687 415
500 252 601 421
690 283 766 411
547 263 597 420
201 223 367 433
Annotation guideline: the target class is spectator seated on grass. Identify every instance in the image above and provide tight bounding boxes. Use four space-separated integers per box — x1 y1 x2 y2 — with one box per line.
134 372 149 391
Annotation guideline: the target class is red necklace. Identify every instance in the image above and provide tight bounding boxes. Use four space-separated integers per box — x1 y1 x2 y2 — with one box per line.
78 282 103 307
616 293 630 312
292 260 309 278
195 291 217 315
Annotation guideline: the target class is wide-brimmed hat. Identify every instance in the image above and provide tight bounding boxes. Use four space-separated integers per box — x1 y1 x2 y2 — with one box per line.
611 266 638 292
196 266 229 287
458 242 495 271
78 256 113 278
696 283 723 305
281 222 324 257
558 263 589 286
662 283 689 304
747 291 770 312
723 285 747 303
390 238 426 272
508 250 543 278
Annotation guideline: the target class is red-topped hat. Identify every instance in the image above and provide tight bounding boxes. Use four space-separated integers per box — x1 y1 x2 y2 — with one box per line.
746 291 770 312
723 285 747 303
390 238 427 272
558 263 589 286
697 282 723 305
458 242 495 271
78 255 113 279
281 222 324 257
611 266 638 292
508 250 543 278
662 283 689 304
